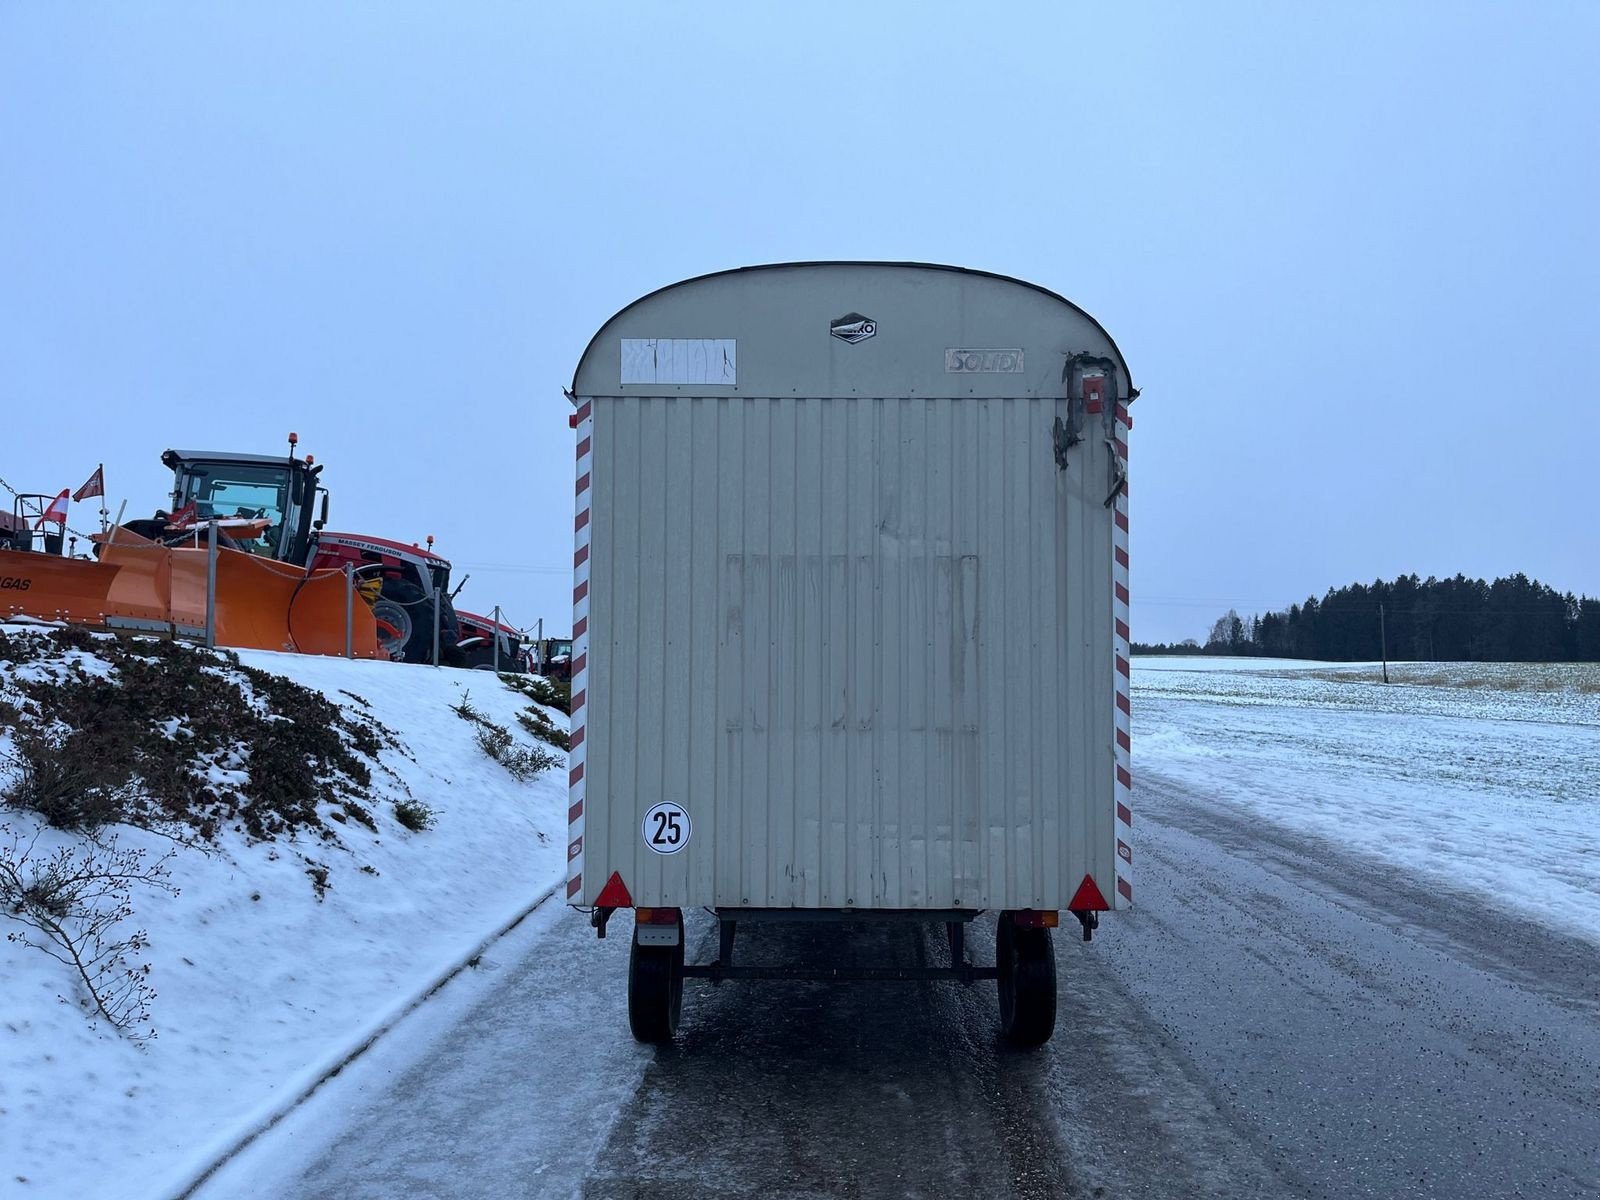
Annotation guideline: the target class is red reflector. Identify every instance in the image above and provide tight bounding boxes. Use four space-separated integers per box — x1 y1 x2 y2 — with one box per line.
1069 873 1111 912
569 413 580 429
595 871 632 907
635 907 681 925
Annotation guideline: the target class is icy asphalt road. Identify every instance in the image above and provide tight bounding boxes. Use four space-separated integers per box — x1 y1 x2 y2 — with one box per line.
195 779 1600 1200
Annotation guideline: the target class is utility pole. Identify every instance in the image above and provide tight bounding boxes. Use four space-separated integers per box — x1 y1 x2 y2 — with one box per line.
1379 602 1389 684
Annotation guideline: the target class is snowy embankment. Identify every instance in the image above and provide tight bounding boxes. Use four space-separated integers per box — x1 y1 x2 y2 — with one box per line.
1133 656 1600 941
0 625 567 1200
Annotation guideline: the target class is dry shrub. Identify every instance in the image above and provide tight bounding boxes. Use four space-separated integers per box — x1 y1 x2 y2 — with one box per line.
452 691 560 781
1 632 397 844
1 823 177 1042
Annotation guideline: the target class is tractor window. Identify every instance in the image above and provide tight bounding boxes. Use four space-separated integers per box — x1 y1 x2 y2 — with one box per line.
179 466 295 555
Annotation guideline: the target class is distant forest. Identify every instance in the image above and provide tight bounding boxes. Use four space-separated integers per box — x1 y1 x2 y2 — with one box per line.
1134 573 1600 662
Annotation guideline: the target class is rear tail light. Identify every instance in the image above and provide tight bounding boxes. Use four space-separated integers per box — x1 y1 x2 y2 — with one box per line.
1012 910 1059 929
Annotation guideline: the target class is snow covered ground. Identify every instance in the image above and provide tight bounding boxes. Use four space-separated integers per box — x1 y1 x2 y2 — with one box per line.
0 630 567 1200
1133 656 1600 942
6 635 1596 1198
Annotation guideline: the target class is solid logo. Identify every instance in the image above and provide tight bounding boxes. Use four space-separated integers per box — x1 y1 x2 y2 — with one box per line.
0 577 32 591
830 312 877 344
946 348 1025 373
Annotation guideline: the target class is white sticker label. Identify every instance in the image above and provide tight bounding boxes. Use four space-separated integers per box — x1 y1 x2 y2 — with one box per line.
621 338 737 386
641 801 692 854
946 348 1025 373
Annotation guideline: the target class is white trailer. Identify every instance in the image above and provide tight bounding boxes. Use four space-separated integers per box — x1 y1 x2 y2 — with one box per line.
566 262 1135 1045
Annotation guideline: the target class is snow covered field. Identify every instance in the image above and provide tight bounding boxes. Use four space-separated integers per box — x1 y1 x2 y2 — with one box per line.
0 631 567 1200
1133 657 1600 942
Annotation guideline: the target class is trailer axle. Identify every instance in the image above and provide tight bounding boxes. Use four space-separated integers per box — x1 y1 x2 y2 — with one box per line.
680 963 999 983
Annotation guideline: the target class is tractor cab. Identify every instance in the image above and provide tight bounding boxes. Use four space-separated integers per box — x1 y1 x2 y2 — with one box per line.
157 446 328 565
535 637 573 680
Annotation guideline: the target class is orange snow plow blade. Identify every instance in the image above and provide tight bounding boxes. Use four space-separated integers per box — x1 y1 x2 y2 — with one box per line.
1 540 382 659
0 547 122 625
101 540 180 626
166 547 381 657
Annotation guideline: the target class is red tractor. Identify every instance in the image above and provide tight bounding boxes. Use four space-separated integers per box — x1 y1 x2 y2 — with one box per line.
454 608 530 672
533 637 573 681
309 532 465 666
133 443 466 665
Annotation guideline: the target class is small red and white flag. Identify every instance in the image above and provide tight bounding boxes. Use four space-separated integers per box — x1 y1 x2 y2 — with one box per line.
167 500 199 528
73 465 105 502
35 488 70 528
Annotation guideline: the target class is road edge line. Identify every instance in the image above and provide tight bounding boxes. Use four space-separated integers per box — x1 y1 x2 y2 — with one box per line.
165 881 563 1200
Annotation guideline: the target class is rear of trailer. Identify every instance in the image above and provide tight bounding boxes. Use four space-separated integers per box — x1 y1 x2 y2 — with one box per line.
566 262 1135 1045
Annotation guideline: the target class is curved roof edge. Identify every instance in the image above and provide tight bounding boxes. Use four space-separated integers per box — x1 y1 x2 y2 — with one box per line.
570 260 1134 398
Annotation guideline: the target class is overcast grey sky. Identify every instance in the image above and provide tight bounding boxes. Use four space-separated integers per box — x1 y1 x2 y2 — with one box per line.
3 3 1595 643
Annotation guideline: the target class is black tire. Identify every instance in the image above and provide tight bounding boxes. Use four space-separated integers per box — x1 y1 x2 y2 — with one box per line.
370 598 412 660
996 913 1057 1047
437 595 466 667
628 919 684 1043
460 637 519 672
378 579 435 663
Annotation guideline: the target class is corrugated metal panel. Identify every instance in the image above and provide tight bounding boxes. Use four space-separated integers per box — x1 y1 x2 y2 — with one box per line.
581 393 1116 911
572 262 1125 913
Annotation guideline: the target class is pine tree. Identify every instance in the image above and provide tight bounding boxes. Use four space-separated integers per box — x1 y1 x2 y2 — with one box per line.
1210 572 1593 663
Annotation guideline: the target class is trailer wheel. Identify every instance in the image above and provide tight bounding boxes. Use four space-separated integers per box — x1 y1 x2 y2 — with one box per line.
628 919 684 1043
996 913 1057 1047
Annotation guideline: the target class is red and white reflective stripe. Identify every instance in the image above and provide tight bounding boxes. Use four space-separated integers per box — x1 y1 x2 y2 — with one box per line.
1111 402 1133 908
567 398 593 903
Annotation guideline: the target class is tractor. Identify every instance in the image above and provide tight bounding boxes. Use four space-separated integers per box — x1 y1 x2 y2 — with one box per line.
532 637 573 680
455 608 530 672
134 441 464 665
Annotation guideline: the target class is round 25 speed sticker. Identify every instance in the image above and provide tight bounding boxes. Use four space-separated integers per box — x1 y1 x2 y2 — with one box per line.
641 801 691 855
